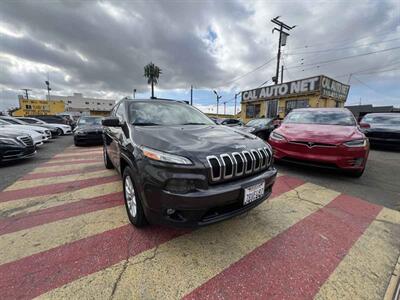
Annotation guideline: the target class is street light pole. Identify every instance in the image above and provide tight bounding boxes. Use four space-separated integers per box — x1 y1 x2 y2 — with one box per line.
190 85 193 105
213 90 222 118
234 92 241 116
21 89 31 100
45 81 51 101
133 88 136 99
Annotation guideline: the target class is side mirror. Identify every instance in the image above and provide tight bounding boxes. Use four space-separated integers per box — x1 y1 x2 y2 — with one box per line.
102 117 120 127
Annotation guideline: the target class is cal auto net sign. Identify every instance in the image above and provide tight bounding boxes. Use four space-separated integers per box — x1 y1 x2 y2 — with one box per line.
241 76 349 102
320 76 350 101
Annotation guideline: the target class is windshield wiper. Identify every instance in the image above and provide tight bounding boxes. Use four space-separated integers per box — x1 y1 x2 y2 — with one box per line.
131 122 159 126
181 122 207 125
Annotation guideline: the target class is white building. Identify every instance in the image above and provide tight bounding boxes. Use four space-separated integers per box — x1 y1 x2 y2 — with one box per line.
49 93 116 115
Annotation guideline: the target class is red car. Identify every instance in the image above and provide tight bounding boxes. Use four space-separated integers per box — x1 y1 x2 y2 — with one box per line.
268 108 369 177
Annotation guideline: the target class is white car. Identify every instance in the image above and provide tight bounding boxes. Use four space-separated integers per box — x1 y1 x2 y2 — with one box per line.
17 117 72 136
0 126 47 146
0 117 52 140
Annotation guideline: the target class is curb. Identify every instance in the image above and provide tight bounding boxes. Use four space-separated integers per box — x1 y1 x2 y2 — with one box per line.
384 253 400 300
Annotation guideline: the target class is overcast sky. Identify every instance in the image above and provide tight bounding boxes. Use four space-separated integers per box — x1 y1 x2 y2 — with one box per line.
0 0 399 114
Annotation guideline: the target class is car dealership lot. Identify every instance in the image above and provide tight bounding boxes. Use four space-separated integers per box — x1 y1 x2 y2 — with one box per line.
0 142 399 299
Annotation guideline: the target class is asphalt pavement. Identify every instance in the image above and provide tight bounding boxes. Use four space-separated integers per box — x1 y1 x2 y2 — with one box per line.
0 136 74 191
276 147 400 211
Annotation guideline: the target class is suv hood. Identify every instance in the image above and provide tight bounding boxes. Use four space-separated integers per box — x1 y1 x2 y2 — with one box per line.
133 125 266 158
277 123 364 144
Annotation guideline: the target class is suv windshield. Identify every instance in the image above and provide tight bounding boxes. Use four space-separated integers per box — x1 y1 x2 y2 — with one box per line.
362 115 400 125
128 101 215 126
284 110 356 126
78 117 103 126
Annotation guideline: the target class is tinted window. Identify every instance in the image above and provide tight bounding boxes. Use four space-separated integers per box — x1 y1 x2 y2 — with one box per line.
20 118 37 124
128 101 214 126
362 115 400 125
1 117 20 124
284 110 356 126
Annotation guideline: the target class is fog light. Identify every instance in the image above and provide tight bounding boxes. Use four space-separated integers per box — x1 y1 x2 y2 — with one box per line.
354 158 364 166
166 208 176 215
165 179 196 194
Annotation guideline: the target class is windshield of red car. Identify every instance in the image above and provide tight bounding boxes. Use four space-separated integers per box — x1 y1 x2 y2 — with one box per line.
284 110 356 126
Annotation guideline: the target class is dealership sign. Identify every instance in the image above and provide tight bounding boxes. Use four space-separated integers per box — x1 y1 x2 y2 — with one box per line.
242 76 349 102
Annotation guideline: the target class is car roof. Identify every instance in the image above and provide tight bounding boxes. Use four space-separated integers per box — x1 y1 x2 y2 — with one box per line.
363 113 400 117
292 108 351 113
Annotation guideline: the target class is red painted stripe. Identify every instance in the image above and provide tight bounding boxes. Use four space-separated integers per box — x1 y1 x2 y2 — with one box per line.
271 175 304 198
20 165 105 180
42 159 101 167
184 195 382 300
0 192 123 235
51 154 102 161
0 175 302 299
0 225 188 299
0 175 119 203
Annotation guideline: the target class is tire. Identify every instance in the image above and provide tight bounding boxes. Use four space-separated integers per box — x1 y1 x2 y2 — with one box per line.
56 128 63 136
103 146 114 169
123 167 147 227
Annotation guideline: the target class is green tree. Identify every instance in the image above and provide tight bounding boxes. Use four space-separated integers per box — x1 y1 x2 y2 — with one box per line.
144 62 162 98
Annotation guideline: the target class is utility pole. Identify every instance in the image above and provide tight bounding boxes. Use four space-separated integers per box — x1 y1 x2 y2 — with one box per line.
281 65 284 83
133 88 136 99
223 102 226 115
45 80 51 101
234 92 241 116
213 90 222 118
190 85 193 105
21 89 31 99
271 16 295 85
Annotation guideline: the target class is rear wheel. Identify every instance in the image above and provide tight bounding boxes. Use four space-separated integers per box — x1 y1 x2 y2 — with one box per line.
123 167 147 227
103 145 114 169
56 128 63 136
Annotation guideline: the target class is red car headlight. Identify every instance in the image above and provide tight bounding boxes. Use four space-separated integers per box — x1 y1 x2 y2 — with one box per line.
270 131 287 142
343 139 367 148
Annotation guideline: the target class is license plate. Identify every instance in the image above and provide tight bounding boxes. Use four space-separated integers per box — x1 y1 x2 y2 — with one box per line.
243 182 265 205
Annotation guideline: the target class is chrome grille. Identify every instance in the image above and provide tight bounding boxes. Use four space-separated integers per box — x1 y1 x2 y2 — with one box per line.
206 147 272 183
17 135 34 146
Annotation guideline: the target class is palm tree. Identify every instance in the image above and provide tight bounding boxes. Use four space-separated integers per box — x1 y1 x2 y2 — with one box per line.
144 62 162 98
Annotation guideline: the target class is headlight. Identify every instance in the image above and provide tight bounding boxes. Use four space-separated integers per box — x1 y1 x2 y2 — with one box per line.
34 129 45 134
0 137 20 146
343 139 367 147
76 130 86 135
141 146 192 165
270 131 287 141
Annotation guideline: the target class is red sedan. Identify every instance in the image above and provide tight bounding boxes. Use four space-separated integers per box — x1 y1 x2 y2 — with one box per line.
268 108 369 177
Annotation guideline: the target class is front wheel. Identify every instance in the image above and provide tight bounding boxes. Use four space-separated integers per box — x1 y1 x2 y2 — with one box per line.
123 167 147 227
56 128 63 136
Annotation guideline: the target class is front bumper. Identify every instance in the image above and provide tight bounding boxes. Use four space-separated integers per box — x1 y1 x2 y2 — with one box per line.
141 167 277 227
0 145 36 163
269 140 369 171
74 134 103 144
367 136 400 148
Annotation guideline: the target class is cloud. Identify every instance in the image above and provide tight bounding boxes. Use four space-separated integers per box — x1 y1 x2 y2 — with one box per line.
0 0 399 111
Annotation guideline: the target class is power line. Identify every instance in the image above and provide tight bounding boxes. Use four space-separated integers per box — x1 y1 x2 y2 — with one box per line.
286 46 400 70
286 38 400 55
333 60 400 78
217 56 275 87
289 28 397 51
351 76 397 99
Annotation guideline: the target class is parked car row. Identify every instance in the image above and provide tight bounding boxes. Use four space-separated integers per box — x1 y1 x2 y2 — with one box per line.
0 115 72 164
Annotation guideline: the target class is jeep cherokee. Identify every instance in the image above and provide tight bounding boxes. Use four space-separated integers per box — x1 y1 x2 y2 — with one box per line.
102 98 277 227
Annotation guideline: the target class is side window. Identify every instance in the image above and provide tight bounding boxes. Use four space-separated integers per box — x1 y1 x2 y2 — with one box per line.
116 103 125 122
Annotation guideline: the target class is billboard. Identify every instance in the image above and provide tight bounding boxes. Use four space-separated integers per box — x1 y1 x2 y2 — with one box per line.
241 76 350 102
